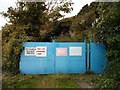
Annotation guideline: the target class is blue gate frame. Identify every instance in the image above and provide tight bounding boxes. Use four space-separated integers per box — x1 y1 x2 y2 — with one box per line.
20 39 106 74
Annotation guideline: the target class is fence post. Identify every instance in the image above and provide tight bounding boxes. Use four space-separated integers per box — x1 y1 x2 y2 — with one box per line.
86 37 92 71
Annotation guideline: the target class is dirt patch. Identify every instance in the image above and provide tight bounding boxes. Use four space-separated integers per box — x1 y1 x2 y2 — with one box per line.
80 82 93 88
75 74 98 88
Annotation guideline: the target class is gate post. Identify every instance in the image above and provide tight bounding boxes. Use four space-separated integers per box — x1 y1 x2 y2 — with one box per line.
86 37 92 71
86 43 90 71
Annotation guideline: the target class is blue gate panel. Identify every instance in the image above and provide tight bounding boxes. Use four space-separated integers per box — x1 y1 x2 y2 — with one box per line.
90 43 106 73
55 42 86 74
20 42 55 74
20 61 36 74
68 60 86 73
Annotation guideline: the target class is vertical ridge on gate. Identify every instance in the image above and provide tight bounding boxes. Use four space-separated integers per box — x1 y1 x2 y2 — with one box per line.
86 43 90 71
52 38 56 74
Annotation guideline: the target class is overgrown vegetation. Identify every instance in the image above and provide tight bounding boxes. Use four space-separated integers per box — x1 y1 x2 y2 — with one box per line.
93 2 120 88
2 73 97 88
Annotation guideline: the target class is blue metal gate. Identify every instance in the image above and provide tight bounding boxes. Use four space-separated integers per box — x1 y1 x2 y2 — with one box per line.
20 39 106 74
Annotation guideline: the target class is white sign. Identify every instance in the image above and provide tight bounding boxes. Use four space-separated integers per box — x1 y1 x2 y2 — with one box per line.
56 48 67 56
36 46 47 57
69 47 82 56
25 47 36 56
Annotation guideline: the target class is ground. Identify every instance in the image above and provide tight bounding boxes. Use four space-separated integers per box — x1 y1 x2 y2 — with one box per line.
2 73 99 88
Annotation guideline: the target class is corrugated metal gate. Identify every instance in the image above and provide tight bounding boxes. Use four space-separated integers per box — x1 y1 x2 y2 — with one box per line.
20 39 106 74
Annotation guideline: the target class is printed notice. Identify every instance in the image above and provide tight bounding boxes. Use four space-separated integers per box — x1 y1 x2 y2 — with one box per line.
36 46 47 57
69 47 82 56
25 47 36 56
56 48 67 56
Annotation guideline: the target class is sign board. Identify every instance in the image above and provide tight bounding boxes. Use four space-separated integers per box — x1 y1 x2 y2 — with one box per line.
56 48 67 56
69 47 82 56
25 47 36 56
36 46 47 57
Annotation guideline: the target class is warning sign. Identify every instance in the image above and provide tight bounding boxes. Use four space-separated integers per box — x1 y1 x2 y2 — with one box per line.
25 47 36 56
36 46 47 57
56 48 67 56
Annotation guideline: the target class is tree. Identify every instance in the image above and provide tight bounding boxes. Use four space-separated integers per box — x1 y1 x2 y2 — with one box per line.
3 2 46 41
44 0 73 22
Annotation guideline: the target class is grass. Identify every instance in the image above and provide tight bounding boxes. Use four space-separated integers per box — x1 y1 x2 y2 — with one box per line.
2 73 99 88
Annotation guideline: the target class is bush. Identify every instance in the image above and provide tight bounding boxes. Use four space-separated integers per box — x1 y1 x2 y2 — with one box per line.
2 25 30 74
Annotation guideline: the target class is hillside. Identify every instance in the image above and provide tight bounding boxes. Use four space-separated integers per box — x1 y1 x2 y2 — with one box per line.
44 2 100 42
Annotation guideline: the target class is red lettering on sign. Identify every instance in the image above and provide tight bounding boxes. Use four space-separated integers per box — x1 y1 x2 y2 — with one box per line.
37 53 42 55
37 48 41 50
36 51 45 52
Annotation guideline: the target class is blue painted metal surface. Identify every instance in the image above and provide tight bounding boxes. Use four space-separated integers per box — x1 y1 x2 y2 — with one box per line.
20 39 106 74
20 42 55 74
90 42 106 73
55 42 86 74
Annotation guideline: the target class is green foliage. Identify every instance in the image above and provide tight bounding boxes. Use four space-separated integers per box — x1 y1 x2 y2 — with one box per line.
93 77 116 89
56 31 84 42
3 2 45 40
2 74 80 88
98 78 116 88
3 73 98 88
2 24 29 74
45 0 73 21
92 2 120 88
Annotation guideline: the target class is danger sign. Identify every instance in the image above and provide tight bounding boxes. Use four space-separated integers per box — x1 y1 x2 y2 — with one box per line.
36 46 47 57
56 48 67 56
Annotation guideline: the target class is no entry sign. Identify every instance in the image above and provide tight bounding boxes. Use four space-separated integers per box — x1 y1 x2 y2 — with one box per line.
36 46 47 57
